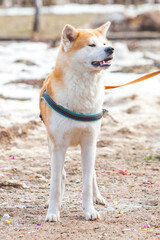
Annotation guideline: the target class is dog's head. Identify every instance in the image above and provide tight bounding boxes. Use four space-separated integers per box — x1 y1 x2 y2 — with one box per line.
60 22 114 72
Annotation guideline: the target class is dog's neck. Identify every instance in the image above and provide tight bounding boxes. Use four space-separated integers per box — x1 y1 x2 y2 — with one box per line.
52 52 105 114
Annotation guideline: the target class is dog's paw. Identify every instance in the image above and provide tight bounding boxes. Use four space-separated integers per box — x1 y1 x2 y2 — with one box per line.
84 209 100 221
45 212 60 222
94 195 106 206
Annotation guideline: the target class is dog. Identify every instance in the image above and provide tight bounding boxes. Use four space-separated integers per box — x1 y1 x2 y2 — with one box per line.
39 21 114 221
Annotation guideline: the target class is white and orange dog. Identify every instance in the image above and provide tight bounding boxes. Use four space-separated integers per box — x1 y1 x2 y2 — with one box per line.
39 22 114 221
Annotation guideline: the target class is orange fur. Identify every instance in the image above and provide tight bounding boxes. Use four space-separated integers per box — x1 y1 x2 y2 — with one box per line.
69 29 104 51
39 65 65 124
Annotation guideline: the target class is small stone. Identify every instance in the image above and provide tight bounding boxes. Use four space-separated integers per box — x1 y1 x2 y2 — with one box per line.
75 179 80 184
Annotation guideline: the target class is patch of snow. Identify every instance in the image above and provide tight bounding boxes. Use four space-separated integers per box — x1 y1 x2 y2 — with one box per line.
104 70 160 98
112 42 153 67
0 42 58 127
0 3 159 16
144 52 160 62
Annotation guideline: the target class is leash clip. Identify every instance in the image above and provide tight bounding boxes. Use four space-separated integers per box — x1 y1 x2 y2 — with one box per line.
103 109 118 123
102 109 108 118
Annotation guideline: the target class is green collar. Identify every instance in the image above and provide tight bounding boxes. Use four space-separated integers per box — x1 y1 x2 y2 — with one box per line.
41 90 108 122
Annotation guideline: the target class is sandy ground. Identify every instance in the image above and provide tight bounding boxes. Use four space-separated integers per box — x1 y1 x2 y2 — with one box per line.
0 40 160 239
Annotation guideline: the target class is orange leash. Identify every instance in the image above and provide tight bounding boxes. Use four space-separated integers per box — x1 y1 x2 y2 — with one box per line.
105 70 160 90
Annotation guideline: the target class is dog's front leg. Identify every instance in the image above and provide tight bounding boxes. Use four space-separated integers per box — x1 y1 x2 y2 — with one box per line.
81 135 100 220
45 143 67 222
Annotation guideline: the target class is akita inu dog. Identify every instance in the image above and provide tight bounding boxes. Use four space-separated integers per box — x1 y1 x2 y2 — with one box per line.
39 22 114 221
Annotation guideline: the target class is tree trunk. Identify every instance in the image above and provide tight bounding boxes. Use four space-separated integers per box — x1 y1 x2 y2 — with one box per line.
33 0 42 32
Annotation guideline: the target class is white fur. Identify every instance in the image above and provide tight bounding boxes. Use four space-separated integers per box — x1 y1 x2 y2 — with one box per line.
45 24 112 222
54 69 105 113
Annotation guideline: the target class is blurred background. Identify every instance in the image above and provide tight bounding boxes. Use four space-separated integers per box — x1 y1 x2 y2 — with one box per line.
0 0 160 41
0 2 160 238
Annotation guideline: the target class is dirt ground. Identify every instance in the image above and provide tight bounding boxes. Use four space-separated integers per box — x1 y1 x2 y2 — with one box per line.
0 93 160 240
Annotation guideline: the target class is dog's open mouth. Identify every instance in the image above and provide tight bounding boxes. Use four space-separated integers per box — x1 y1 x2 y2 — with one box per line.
92 56 113 67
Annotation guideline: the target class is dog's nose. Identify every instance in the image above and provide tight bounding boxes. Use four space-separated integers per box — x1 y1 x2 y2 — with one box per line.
104 47 114 55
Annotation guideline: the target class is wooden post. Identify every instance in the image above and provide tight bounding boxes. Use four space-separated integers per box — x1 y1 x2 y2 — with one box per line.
125 0 132 6
133 0 138 6
17 0 23 6
33 0 42 32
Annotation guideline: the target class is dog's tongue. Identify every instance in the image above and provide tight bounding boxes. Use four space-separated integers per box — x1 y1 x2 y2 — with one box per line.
92 57 112 66
100 60 107 66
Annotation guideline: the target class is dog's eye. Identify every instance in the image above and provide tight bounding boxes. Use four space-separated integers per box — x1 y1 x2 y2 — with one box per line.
88 44 96 47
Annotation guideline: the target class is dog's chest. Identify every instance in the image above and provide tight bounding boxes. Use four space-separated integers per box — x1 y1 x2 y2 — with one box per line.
49 109 101 147
54 73 104 114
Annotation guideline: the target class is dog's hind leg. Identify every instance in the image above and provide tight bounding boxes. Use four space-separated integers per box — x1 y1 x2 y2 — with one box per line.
93 170 106 205
81 134 100 221
45 139 67 222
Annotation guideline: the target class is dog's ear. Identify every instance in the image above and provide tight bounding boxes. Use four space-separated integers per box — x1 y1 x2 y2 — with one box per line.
97 21 111 38
61 24 78 52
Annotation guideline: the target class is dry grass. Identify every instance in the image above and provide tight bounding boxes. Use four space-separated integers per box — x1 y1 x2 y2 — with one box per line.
0 14 98 39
